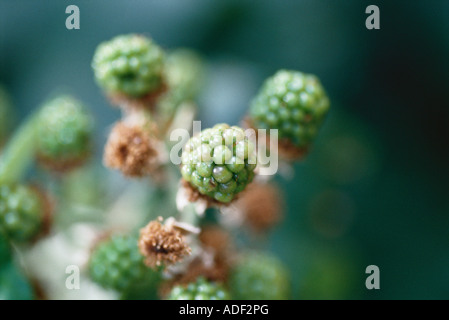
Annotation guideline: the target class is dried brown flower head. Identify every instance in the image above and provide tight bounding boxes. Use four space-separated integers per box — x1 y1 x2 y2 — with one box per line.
103 121 159 177
138 218 191 268
238 182 283 233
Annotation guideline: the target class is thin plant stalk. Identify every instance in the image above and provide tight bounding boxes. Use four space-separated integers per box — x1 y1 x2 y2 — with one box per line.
0 113 39 185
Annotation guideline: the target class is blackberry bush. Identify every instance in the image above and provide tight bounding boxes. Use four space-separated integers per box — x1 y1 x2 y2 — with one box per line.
0 21 338 300
249 69 330 151
181 123 257 204
92 34 165 98
167 277 229 300
0 184 44 243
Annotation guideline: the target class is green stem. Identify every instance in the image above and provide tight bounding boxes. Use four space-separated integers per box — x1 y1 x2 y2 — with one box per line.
0 113 39 184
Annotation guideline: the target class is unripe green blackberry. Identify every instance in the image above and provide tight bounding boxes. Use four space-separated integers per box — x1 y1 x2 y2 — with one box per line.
181 123 257 204
168 277 230 300
89 233 159 293
92 34 165 98
229 251 290 300
0 184 44 243
36 95 93 171
249 70 330 149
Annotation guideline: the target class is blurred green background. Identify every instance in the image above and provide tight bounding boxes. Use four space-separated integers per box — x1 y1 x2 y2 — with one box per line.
1 0 448 299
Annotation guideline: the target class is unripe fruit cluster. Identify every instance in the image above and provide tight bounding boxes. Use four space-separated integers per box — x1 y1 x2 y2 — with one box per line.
250 70 330 149
0 185 44 243
92 34 164 98
89 234 155 293
181 124 257 203
36 95 92 168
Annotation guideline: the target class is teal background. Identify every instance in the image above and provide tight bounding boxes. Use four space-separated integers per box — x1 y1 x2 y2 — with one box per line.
1 0 448 299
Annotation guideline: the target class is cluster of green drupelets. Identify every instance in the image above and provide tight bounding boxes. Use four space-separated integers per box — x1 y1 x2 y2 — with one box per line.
88 233 161 298
181 123 257 203
36 95 92 169
0 185 44 242
92 34 165 98
249 69 330 150
92 33 204 123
